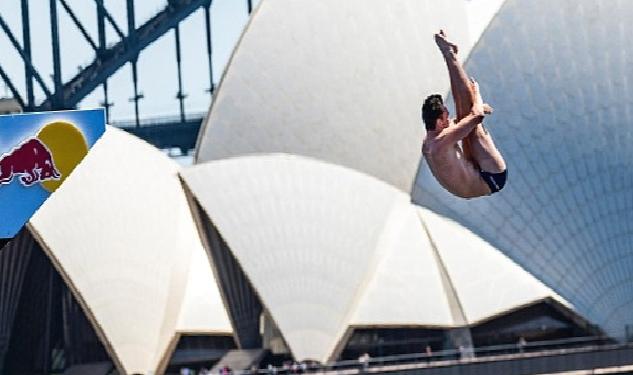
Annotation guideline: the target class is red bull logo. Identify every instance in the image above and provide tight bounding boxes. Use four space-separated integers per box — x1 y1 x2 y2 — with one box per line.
0 138 61 186
0 120 90 193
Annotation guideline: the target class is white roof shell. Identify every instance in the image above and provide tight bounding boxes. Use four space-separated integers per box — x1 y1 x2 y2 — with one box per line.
349 202 453 328
176 239 232 335
195 0 472 192
418 208 567 324
183 154 415 361
181 154 565 362
29 127 231 375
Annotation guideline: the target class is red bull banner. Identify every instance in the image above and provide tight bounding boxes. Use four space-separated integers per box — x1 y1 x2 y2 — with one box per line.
0 109 105 243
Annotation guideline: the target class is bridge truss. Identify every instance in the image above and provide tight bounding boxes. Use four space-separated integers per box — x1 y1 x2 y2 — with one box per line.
0 0 254 153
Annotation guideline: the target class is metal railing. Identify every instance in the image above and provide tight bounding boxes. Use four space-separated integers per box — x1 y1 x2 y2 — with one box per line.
111 111 207 128
233 335 626 375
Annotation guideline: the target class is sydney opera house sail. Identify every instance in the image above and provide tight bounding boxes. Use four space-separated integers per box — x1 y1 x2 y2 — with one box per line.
182 154 572 362
195 0 471 193
4 128 233 375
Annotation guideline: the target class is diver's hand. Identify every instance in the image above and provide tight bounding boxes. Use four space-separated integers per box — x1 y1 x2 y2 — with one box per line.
471 78 492 116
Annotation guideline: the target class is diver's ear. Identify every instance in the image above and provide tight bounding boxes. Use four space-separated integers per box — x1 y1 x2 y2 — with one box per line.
435 118 443 130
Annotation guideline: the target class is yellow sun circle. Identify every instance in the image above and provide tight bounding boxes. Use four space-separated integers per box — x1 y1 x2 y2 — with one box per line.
37 121 88 193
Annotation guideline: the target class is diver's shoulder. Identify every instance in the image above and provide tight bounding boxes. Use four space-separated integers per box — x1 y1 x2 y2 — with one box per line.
422 136 442 156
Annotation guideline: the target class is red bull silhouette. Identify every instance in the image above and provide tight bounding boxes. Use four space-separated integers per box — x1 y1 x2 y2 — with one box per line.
0 138 61 186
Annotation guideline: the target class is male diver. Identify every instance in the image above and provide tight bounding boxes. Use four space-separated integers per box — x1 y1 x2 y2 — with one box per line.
421 30 507 198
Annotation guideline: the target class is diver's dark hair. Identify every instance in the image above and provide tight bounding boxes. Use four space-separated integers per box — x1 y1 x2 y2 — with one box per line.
421 94 444 131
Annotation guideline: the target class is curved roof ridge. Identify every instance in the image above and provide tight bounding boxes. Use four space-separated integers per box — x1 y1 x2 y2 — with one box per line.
417 208 570 324
194 0 471 193
182 154 411 361
30 127 230 374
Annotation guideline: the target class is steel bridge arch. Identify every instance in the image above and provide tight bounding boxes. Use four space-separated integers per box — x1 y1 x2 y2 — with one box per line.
39 0 212 111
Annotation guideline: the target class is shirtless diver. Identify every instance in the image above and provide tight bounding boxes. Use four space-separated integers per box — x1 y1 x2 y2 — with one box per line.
422 30 507 198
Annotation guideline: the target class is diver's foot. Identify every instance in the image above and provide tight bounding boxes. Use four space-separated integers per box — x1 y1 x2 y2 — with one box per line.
434 29 458 56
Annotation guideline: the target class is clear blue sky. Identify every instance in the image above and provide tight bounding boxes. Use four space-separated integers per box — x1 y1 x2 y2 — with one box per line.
0 0 260 122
